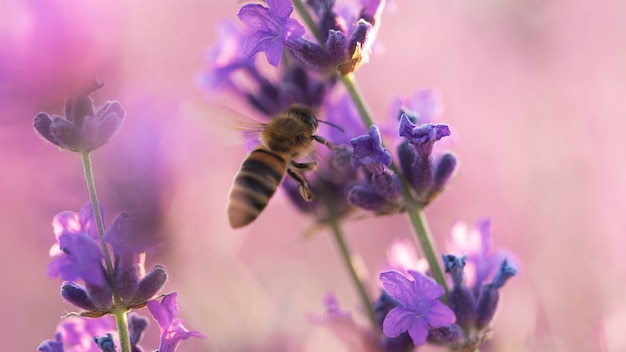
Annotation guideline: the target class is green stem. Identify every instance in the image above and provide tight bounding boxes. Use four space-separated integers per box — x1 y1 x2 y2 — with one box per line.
404 200 449 295
292 0 448 298
340 74 375 128
340 75 449 294
80 152 131 352
113 307 131 351
291 0 322 43
328 216 378 328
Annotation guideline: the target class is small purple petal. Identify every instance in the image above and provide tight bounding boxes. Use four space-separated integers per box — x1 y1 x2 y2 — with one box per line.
61 281 98 311
424 301 456 327
406 318 429 346
269 0 293 19
38 332 64 352
379 271 415 306
34 112 63 147
50 118 82 151
382 308 414 338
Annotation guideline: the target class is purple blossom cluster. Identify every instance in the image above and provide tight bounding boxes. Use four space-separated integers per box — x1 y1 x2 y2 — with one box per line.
34 86 203 351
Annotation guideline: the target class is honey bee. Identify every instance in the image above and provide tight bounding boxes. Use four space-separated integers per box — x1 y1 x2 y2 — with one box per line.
227 104 333 228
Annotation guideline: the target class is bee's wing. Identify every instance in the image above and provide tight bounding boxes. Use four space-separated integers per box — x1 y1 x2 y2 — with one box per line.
184 99 266 148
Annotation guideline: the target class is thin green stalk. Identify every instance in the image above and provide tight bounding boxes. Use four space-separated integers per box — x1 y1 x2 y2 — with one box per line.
328 216 378 328
113 307 131 351
292 0 448 295
340 74 449 294
340 73 375 128
81 152 131 352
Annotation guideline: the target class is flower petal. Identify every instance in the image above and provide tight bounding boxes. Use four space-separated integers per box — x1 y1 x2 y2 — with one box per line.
425 300 456 328
406 317 429 346
382 307 414 338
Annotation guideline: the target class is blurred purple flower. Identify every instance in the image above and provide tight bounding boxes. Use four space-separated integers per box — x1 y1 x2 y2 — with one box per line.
308 292 381 351
238 0 305 67
379 270 455 346
447 218 520 290
48 204 167 315
147 292 205 352
39 316 116 352
33 80 125 153
47 204 105 286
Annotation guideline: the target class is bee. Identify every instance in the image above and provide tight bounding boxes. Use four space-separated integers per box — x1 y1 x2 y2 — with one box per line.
227 104 333 228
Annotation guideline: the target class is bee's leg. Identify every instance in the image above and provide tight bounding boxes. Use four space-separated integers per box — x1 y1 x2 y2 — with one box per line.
313 135 335 150
291 160 317 171
287 168 313 201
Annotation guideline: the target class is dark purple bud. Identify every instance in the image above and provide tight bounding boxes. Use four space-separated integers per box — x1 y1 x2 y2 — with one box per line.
443 255 476 327
475 260 516 329
286 38 333 72
116 252 141 300
94 333 116 352
426 324 464 345
326 30 349 66
348 20 370 59
493 259 517 289
129 265 168 306
38 332 63 352
372 169 402 202
128 314 149 345
85 282 113 310
350 125 392 174
474 283 499 330
429 153 457 198
347 184 402 214
33 113 63 148
442 254 466 287
61 281 98 311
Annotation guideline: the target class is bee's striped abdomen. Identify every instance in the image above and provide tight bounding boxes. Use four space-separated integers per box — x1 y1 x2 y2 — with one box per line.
228 148 287 228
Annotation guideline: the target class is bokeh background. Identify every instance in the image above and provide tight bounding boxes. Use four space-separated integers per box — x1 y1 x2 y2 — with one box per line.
2 0 625 350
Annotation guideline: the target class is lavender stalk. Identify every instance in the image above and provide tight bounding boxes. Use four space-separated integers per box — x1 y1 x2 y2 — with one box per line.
81 151 131 352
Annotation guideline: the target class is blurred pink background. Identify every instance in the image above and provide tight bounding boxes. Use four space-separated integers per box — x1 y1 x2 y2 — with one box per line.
2 0 625 350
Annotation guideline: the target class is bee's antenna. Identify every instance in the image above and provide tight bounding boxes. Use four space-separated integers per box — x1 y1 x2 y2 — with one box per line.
317 119 344 133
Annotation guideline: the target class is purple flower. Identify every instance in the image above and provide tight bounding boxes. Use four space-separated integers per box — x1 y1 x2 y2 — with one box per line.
398 114 450 158
348 125 403 214
308 293 381 351
33 80 125 153
350 125 392 174
379 270 455 346
48 204 167 315
47 204 105 286
39 316 116 352
447 218 520 290
238 0 305 67
147 293 205 352
396 113 456 205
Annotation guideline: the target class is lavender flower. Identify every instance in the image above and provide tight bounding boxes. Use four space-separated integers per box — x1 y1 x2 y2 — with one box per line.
397 113 456 206
348 125 403 214
33 80 125 153
379 270 455 346
308 293 381 351
433 219 519 349
38 316 116 352
147 293 205 352
238 0 305 67
48 204 167 316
